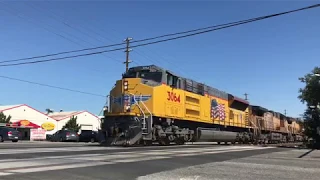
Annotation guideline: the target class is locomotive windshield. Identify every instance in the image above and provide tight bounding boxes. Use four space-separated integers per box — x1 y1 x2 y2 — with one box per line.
138 71 162 82
122 69 163 83
122 71 136 78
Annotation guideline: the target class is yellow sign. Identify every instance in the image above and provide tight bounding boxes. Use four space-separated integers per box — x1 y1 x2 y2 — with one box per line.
41 122 55 131
20 120 30 126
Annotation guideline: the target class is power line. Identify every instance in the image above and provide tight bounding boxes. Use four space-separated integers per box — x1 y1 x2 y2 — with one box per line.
26 2 129 61
1 3 318 65
0 3 319 67
1 3 319 66
0 1 89 52
0 46 126 67
0 75 106 98
0 1 124 65
20 2 138 69
19 2 127 66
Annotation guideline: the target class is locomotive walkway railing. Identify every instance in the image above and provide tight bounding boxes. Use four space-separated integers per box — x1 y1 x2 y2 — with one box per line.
129 93 153 135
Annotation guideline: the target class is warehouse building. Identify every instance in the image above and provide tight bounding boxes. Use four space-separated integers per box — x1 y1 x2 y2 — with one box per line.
0 104 100 140
48 111 101 132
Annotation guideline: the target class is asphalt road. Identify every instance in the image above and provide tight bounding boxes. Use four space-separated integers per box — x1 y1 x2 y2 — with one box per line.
1 141 317 180
0 141 293 180
138 148 320 180
0 141 265 159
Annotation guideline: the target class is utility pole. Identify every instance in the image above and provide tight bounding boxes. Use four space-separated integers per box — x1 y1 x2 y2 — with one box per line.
284 109 287 116
124 37 133 73
244 93 249 101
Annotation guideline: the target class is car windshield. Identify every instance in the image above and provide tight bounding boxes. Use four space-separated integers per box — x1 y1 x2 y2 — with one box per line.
5 128 17 131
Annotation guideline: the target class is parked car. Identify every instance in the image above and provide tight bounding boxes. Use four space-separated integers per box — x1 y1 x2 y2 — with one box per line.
51 129 79 142
46 134 53 141
79 130 98 143
0 127 21 142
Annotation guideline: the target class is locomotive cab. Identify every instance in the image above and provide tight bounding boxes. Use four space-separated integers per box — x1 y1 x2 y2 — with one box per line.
122 65 181 88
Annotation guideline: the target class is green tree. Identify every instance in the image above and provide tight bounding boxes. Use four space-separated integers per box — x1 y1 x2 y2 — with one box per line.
298 66 320 148
0 112 11 124
62 116 81 132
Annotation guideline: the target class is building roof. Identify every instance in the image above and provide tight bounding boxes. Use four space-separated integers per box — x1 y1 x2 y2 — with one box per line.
0 104 99 121
0 104 56 119
48 111 99 121
0 104 23 111
48 111 82 121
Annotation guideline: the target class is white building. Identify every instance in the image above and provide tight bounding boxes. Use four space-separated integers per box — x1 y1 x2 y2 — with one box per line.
0 104 58 139
0 104 101 140
48 111 101 133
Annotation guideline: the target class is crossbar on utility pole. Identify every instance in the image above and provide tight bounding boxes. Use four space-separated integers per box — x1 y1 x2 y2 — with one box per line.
244 93 249 101
124 37 133 73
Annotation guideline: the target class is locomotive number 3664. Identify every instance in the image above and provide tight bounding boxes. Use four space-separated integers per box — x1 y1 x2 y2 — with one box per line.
167 91 181 103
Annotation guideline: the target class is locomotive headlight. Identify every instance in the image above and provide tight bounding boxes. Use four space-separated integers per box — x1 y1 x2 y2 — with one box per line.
123 81 128 90
125 105 131 112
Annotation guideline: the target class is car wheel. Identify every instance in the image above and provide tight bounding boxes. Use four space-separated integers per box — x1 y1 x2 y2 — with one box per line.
0 136 3 142
12 140 18 143
90 138 95 143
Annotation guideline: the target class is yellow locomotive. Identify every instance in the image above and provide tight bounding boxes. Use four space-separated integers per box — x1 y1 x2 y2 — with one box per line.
101 65 302 146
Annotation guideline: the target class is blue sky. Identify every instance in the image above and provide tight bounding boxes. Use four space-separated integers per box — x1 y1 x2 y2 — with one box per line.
0 0 319 117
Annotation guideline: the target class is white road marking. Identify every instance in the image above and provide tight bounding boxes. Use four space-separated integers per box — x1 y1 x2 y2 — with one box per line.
219 161 320 173
0 172 13 176
69 154 147 161
173 147 273 157
7 161 115 173
0 146 118 155
165 146 258 153
112 156 171 163
0 145 274 176
0 153 104 162
139 151 177 155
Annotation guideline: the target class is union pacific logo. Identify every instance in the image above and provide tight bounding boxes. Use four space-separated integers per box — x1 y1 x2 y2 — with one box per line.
128 95 151 104
113 95 152 105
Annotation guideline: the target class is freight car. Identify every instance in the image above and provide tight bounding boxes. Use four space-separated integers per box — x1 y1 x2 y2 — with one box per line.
100 65 303 146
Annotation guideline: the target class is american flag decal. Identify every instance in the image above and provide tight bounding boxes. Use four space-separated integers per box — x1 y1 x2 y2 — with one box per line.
211 99 226 121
